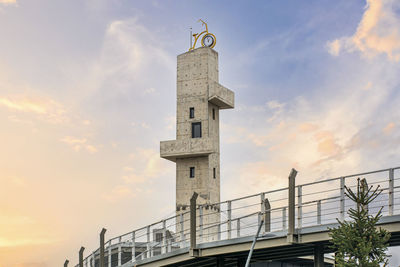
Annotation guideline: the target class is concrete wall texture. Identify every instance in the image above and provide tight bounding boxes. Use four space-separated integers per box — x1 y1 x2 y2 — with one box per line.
160 47 234 242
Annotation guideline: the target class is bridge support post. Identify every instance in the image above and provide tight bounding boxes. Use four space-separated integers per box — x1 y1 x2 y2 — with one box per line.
217 257 225 267
314 244 324 267
287 168 298 243
100 228 106 267
237 258 246 267
79 247 85 267
64 259 69 267
189 192 199 257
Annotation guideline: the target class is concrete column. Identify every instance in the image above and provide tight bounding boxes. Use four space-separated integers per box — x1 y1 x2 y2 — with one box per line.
314 244 324 267
79 247 85 267
287 168 298 243
64 260 69 267
100 228 106 267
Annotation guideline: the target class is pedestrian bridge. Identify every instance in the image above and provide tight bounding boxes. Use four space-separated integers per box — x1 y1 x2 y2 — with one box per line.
74 167 400 267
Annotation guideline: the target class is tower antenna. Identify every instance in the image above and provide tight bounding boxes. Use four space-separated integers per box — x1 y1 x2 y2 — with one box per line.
190 27 192 49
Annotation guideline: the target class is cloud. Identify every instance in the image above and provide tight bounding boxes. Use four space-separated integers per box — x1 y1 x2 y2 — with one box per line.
0 237 56 248
60 136 98 153
102 185 135 202
327 0 400 61
0 0 16 5
0 95 68 124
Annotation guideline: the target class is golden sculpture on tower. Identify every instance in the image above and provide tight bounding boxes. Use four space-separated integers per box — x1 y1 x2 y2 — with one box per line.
189 19 217 51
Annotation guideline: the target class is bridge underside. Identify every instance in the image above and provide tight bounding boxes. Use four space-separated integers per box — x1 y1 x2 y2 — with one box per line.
131 216 400 267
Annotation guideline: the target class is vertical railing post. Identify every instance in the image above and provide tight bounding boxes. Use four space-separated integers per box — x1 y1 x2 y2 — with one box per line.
162 220 167 254
227 201 232 239
92 252 95 267
118 236 122 266
317 200 321 225
340 177 345 221
260 193 265 229
264 199 271 232
108 242 111 267
79 247 85 267
287 168 298 243
282 207 287 230
190 192 199 257
64 260 69 267
218 222 221 241
146 225 150 258
297 185 302 229
100 228 106 267
131 231 136 263
237 218 240 237
180 213 184 248
389 169 394 216
199 205 203 243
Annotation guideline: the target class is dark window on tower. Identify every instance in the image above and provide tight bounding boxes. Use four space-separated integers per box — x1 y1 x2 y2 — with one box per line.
190 167 195 178
212 108 215 120
213 168 216 179
189 107 195 119
192 122 202 138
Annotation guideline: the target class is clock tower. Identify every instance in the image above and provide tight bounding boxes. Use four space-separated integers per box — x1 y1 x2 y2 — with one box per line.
160 46 234 242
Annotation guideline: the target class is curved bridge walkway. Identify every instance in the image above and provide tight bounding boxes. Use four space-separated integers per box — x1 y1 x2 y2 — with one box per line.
74 167 400 267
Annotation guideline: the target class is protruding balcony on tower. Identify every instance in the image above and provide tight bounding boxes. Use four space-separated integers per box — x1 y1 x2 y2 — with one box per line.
208 81 234 109
160 137 216 162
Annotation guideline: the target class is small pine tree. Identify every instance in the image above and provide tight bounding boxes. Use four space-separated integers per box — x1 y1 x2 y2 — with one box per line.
329 178 391 266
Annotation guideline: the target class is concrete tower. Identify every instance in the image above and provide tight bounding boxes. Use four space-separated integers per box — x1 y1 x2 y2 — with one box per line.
160 47 234 241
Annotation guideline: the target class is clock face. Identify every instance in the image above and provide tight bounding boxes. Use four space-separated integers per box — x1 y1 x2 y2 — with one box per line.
203 34 215 47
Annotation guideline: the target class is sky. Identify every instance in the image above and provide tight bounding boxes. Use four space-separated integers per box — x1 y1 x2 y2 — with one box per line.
0 0 400 266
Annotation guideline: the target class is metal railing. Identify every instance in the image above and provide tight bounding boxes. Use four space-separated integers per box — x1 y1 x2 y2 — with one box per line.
73 166 400 267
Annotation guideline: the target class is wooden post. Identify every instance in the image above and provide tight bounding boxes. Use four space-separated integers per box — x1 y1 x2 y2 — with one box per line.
100 228 106 267
190 192 198 250
287 168 298 243
79 247 85 267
